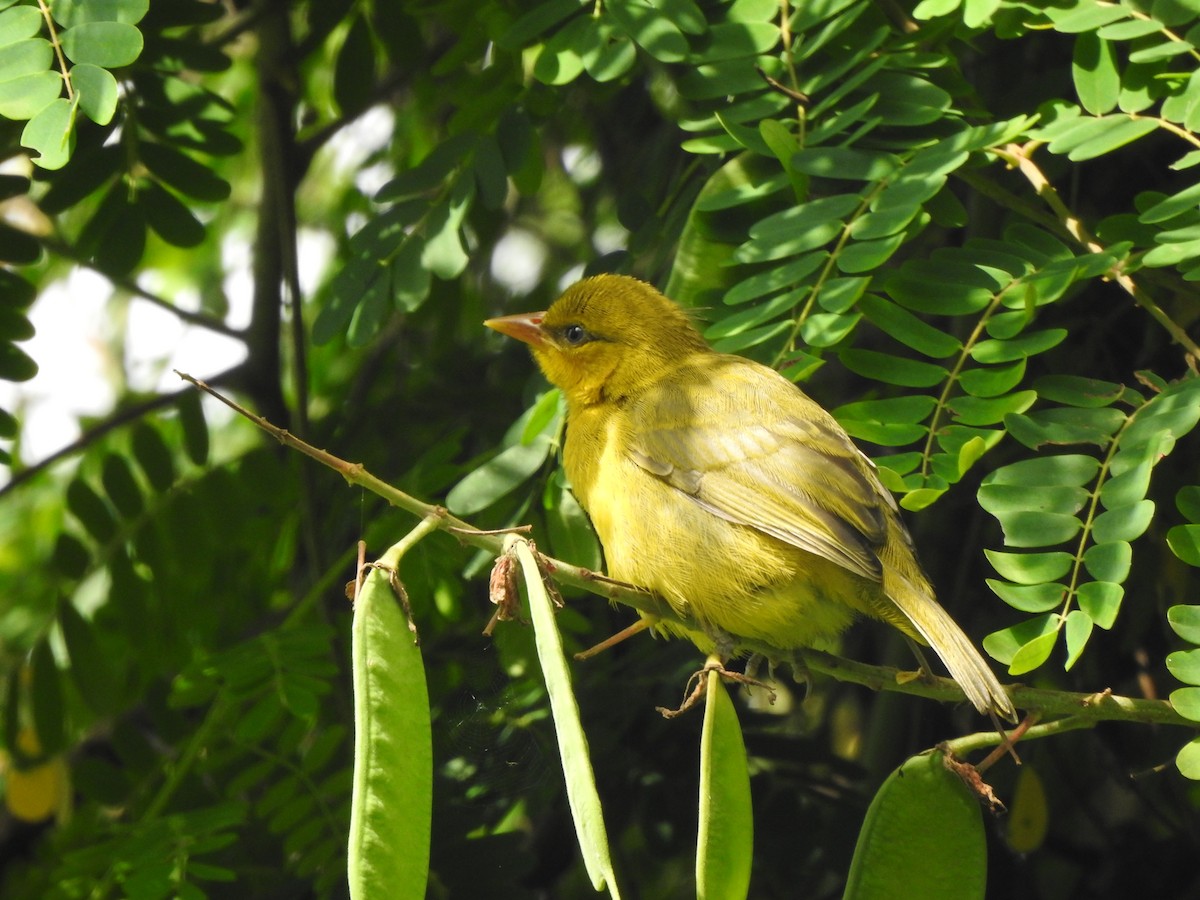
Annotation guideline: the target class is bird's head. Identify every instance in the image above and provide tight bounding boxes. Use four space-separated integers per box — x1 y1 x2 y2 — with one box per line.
485 275 708 407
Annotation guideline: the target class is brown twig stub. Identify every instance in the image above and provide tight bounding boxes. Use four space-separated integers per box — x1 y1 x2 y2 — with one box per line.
756 66 808 103
345 540 369 602
485 554 522 636
941 748 1007 816
357 559 420 644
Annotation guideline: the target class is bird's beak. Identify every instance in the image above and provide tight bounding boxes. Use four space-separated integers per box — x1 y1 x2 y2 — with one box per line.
484 312 549 347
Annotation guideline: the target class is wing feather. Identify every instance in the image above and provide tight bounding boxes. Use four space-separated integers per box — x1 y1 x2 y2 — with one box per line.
628 357 890 583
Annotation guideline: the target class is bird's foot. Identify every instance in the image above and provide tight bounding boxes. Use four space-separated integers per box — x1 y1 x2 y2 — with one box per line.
656 657 778 719
899 637 937 686
573 618 652 660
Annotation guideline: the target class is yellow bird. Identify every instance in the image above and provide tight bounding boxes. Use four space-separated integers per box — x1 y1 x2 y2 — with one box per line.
486 274 1015 721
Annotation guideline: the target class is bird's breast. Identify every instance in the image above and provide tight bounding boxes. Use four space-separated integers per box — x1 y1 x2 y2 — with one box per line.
563 406 869 649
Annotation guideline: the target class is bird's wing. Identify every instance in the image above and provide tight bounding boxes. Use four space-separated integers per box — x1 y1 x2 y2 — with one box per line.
627 358 889 582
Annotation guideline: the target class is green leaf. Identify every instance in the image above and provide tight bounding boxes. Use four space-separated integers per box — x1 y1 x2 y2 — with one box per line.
791 146 901 181
348 533 432 900
421 181 473 279
1009 630 1058 675
142 180 205 247
101 452 142 517
735 219 842 263
1167 648 1200 686
60 20 142 67
993 511 1082 548
580 19 636 82
1045 3 1129 32
0 37 52 82
1171 689 1200 723
1072 32 1119 115
986 579 1064 613
52 532 90 579
1099 459 1152 509
59 601 119 715
1128 39 1193 63
899 487 947 511
1083 541 1132 582
21 97 76 170
497 0 584 49
802 311 859 347
1175 736 1200 779
608 0 688 62
49 0 149 26
959 360 1027 398
1068 117 1159 161
0 5 42 44
858 293 962 358
177 389 209 465
545 484 602 573
724 256 826 305
1168 524 1200 566
1091 499 1154 544
696 672 753 900
843 752 985 900
840 349 948 388
816 277 870 313
1063 609 1093 670
984 453 1100 487
446 436 553 516
31 637 66 755
948 390 1037 426
1178 486 1200 523
131 423 175 491
533 13 588 85
1007 406 1127 449
970 329 1068 364
692 21 779 63
334 13 376 115
345 260 391 346
67 479 117 543
0 341 38 381
749 195 861 244
391 237 430 312
1034 374 1126 408
0 71 63 120
1168 605 1200 644
978 483 1088 517
984 550 1074 584
837 232 907 273
983 613 1057 665
886 270 995 316
1076 581 1122 629
71 63 118 124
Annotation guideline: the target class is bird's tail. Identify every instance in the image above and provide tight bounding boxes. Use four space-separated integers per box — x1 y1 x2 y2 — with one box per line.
884 570 1017 722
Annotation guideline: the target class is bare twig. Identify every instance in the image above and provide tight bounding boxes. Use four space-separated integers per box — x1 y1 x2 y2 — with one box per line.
991 142 1200 361
1 376 232 498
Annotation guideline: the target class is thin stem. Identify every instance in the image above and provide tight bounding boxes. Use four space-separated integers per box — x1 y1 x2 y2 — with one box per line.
36 0 73 101
0 376 232 498
993 142 1200 361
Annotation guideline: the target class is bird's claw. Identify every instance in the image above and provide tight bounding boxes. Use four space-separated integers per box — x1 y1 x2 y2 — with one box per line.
656 659 778 718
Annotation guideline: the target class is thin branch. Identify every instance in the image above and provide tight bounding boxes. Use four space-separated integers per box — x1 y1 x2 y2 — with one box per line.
35 0 73 101
176 370 1198 731
991 142 1200 361
0 374 235 497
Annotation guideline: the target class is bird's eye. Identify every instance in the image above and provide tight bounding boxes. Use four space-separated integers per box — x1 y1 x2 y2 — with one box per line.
562 324 588 346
